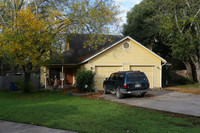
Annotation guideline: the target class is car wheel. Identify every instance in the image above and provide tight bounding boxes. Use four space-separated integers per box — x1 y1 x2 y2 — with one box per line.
104 85 108 94
116 88 123 99
139 93 145 97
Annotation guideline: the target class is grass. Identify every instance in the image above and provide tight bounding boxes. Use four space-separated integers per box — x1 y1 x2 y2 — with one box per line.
165 83 200 95
174 83 199 89
0 91 200 133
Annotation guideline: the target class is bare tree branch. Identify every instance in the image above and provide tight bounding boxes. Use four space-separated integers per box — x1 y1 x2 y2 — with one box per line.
17 0 24 11
174 5 184 36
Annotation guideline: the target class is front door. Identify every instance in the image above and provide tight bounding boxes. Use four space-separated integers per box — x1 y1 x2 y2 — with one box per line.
65 68 73 85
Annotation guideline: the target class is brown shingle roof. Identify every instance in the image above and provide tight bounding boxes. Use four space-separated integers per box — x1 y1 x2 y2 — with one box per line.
55 34 123 64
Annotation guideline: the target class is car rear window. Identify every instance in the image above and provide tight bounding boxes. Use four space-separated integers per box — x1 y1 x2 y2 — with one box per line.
127 73 146 82
118 74 125 81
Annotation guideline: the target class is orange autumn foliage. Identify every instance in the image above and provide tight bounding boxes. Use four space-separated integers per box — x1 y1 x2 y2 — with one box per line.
0 8 57 68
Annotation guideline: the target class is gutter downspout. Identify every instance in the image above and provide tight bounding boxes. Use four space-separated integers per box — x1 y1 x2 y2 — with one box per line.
161 61 167 89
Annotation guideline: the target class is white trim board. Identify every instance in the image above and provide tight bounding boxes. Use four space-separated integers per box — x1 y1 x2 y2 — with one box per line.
79 36 167 64
129 65 155 67
94 65 123 72
95 65 123 67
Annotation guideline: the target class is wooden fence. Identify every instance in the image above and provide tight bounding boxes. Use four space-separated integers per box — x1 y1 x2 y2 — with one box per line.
0 75 40 91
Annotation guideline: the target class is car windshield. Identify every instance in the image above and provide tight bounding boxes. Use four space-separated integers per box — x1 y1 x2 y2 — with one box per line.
127 72 146 82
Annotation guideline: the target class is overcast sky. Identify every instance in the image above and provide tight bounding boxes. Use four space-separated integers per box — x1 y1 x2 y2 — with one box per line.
113 0 142 34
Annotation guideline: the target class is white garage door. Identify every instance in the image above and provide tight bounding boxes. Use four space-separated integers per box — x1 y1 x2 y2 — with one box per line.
130 66 154 88
95 66 122 90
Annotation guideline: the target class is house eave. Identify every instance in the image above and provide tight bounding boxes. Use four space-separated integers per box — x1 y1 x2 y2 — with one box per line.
79 36 167 64
45 64 78 66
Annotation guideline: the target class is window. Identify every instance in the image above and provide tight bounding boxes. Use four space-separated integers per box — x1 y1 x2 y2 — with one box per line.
127 73 146 82
113 73 118 80
109 73 118 80
123 42 130 50
109 73 114 80
118 74 125 81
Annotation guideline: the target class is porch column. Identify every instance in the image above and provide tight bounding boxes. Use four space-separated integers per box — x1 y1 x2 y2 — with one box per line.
61 66 64 88
44 66 47 89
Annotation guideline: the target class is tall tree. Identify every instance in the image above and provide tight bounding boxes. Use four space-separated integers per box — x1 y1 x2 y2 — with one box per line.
122 0 171 59
158 0 200 84
123 0 199 83
123 0 156 47
0 0 120 92
0 8 56 92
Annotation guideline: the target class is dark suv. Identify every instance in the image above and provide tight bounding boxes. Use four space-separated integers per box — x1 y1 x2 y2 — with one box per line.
103 71 150 99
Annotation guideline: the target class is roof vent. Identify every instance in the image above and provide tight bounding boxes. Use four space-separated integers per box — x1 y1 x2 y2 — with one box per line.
122 42 130 50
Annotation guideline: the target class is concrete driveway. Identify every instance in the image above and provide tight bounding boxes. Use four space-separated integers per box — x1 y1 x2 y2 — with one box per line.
100 89 200 117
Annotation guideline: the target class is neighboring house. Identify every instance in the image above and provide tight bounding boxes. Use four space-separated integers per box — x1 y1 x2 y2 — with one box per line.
40 34 167 90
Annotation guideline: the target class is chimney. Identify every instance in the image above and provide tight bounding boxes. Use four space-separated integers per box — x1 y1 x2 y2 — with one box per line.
65 42 70 52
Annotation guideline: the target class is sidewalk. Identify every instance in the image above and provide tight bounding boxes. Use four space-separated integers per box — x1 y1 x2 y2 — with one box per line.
0 120 77 133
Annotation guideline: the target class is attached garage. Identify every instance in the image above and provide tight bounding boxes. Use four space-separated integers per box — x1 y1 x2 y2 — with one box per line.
80 36 167 90
95 66 122 90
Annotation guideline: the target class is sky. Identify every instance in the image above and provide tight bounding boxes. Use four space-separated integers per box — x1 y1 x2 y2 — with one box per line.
113 0 142 34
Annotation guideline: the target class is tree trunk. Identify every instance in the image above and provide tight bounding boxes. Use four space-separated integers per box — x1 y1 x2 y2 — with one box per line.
194 63 200 85
191 57 200 87
22 66 31 93
183 61 194 82
0 62 5 76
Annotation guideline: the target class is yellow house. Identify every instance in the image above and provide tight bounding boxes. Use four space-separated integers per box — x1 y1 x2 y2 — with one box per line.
41 35 167 90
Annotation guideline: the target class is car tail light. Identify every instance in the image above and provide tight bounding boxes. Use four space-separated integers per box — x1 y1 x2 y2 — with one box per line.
148 83 150 87
123 83 127 88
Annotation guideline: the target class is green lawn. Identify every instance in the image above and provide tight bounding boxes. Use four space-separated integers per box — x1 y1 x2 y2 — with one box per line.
0 91 200 133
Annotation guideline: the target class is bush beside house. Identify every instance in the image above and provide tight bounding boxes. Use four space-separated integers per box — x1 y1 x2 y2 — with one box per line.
76 69 95 92
14 79 34 93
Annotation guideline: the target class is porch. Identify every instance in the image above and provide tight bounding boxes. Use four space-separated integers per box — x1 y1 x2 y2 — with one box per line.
42 65 79 89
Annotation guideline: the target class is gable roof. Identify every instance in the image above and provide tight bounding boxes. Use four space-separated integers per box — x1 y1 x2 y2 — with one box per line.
51 35 166 65
79 36 167 64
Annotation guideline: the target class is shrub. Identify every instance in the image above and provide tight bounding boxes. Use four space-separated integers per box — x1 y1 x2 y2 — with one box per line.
76 68 95 92
14 79 33 93
14 79 24 90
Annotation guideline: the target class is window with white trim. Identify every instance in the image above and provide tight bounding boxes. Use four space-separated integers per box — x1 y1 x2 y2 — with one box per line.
123 42 130 50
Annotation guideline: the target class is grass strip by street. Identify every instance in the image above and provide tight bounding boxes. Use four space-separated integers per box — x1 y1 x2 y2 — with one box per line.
0 91 200 133
164 83 200 95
